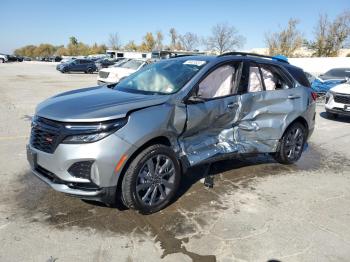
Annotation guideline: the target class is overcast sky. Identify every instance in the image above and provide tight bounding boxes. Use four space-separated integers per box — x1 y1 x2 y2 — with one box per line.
1 0 349 54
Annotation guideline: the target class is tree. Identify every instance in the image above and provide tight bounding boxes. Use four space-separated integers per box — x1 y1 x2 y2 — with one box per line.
205 23 244 54
139 32 156 51
155 31 163 50
265 19 304 57
308 11 350 57
179 32 199 51
169 28 178 50
124 40 138 51
69 36 78 46
108 33 122 50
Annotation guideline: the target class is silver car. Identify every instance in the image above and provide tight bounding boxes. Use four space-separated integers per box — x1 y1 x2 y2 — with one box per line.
27 53 316 214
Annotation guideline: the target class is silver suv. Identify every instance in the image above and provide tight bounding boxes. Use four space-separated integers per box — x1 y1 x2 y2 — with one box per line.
27 53 316 214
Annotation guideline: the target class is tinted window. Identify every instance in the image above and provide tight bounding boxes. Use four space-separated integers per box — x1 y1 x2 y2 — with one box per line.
325 68 350 78
284 65 310 87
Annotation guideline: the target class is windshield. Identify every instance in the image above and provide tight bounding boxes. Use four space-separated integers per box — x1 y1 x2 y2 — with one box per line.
325 68 350 78
120 60 144 70
114 59 207 95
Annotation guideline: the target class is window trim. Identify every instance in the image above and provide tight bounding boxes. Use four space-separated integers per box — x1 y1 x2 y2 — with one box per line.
243 61 295 94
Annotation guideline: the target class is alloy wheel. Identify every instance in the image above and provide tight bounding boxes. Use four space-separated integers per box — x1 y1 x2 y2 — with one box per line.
136 154 176 206
284 126 304 161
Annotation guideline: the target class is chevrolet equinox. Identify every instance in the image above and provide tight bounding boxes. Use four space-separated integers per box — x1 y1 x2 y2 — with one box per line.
27 52 316 214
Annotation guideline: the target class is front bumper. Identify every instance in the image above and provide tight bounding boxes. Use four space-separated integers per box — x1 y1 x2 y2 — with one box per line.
27 132 136 198
325 95 350 116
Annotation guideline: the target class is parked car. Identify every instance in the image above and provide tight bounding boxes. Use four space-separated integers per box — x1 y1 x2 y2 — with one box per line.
60 57 76 64
56 59 97 73
95 58 121 70
49 56 62 62
97 59 149 85
325 79 350 118
0 54 9 63
319 68 350 81
27 52 316 214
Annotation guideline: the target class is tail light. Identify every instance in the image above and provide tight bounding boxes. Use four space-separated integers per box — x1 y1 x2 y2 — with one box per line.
311 92 317 101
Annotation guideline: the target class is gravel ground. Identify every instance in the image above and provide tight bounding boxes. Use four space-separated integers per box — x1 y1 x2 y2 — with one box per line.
0 62 350 262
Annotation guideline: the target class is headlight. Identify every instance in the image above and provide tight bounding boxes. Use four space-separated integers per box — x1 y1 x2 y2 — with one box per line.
62 118 127 144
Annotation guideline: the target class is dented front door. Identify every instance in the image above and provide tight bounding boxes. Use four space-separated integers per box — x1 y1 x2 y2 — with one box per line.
180 62 244 165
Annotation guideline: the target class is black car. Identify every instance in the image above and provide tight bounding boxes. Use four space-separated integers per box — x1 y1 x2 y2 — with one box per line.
319 68 350 80
95 58 120 70
56 59 97 73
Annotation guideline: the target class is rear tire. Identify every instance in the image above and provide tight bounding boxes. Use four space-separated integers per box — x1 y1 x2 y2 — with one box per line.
121 144 181 214
273 122 306 165
0 58 4 63
87 67 94 74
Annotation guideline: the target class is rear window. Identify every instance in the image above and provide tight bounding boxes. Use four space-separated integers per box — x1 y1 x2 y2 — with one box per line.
284 65 311 87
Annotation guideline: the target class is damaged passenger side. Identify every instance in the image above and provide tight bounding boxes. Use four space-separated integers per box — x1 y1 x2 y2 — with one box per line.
179 61 244 165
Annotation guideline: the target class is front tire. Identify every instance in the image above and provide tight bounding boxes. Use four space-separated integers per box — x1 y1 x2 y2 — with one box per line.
326 111 337 119
273 122 306 165
121 144 181 214
0 58 4 63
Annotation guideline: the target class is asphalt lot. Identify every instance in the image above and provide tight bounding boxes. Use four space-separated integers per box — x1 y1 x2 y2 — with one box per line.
0 62 350 262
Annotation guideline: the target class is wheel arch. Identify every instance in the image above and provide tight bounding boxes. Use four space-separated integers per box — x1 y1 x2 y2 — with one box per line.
115 136 174 198
278 116 309 149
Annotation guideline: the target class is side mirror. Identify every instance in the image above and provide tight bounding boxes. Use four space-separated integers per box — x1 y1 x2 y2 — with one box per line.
187 95 206 104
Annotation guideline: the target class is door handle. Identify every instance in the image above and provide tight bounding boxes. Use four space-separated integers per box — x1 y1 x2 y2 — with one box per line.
227 102 238 108
288 95 301 99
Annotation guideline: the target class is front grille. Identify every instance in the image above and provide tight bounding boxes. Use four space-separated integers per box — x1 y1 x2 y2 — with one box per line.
30 117 61 153
98 71 109 79
334 94 350 104
68 161 93 179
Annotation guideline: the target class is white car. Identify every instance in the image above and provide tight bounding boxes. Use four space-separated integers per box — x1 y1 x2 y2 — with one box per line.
97 59 148 85
0 54 9 63
325 79 350 118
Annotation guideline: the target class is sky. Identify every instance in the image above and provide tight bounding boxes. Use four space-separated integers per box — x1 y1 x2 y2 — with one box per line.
1 0 349 54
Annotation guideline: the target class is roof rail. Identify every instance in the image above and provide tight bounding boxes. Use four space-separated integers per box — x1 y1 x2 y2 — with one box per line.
218 52 289 64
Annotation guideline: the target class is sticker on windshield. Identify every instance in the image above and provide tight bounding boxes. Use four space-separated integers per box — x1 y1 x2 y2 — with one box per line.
183 60 206 66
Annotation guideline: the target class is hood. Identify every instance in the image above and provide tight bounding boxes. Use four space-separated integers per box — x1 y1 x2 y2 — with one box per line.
36 86 169 122
330 83 350 94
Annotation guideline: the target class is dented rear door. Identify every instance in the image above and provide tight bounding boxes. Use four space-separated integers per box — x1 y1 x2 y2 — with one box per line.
236 61 307 153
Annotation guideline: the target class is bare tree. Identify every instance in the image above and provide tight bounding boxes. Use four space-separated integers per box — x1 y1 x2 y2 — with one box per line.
265 19 304 57
155 31 164 50
179 32 199 51
308 11 350 57
169 28 178 50
108 33 122 50
204 23 245 54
